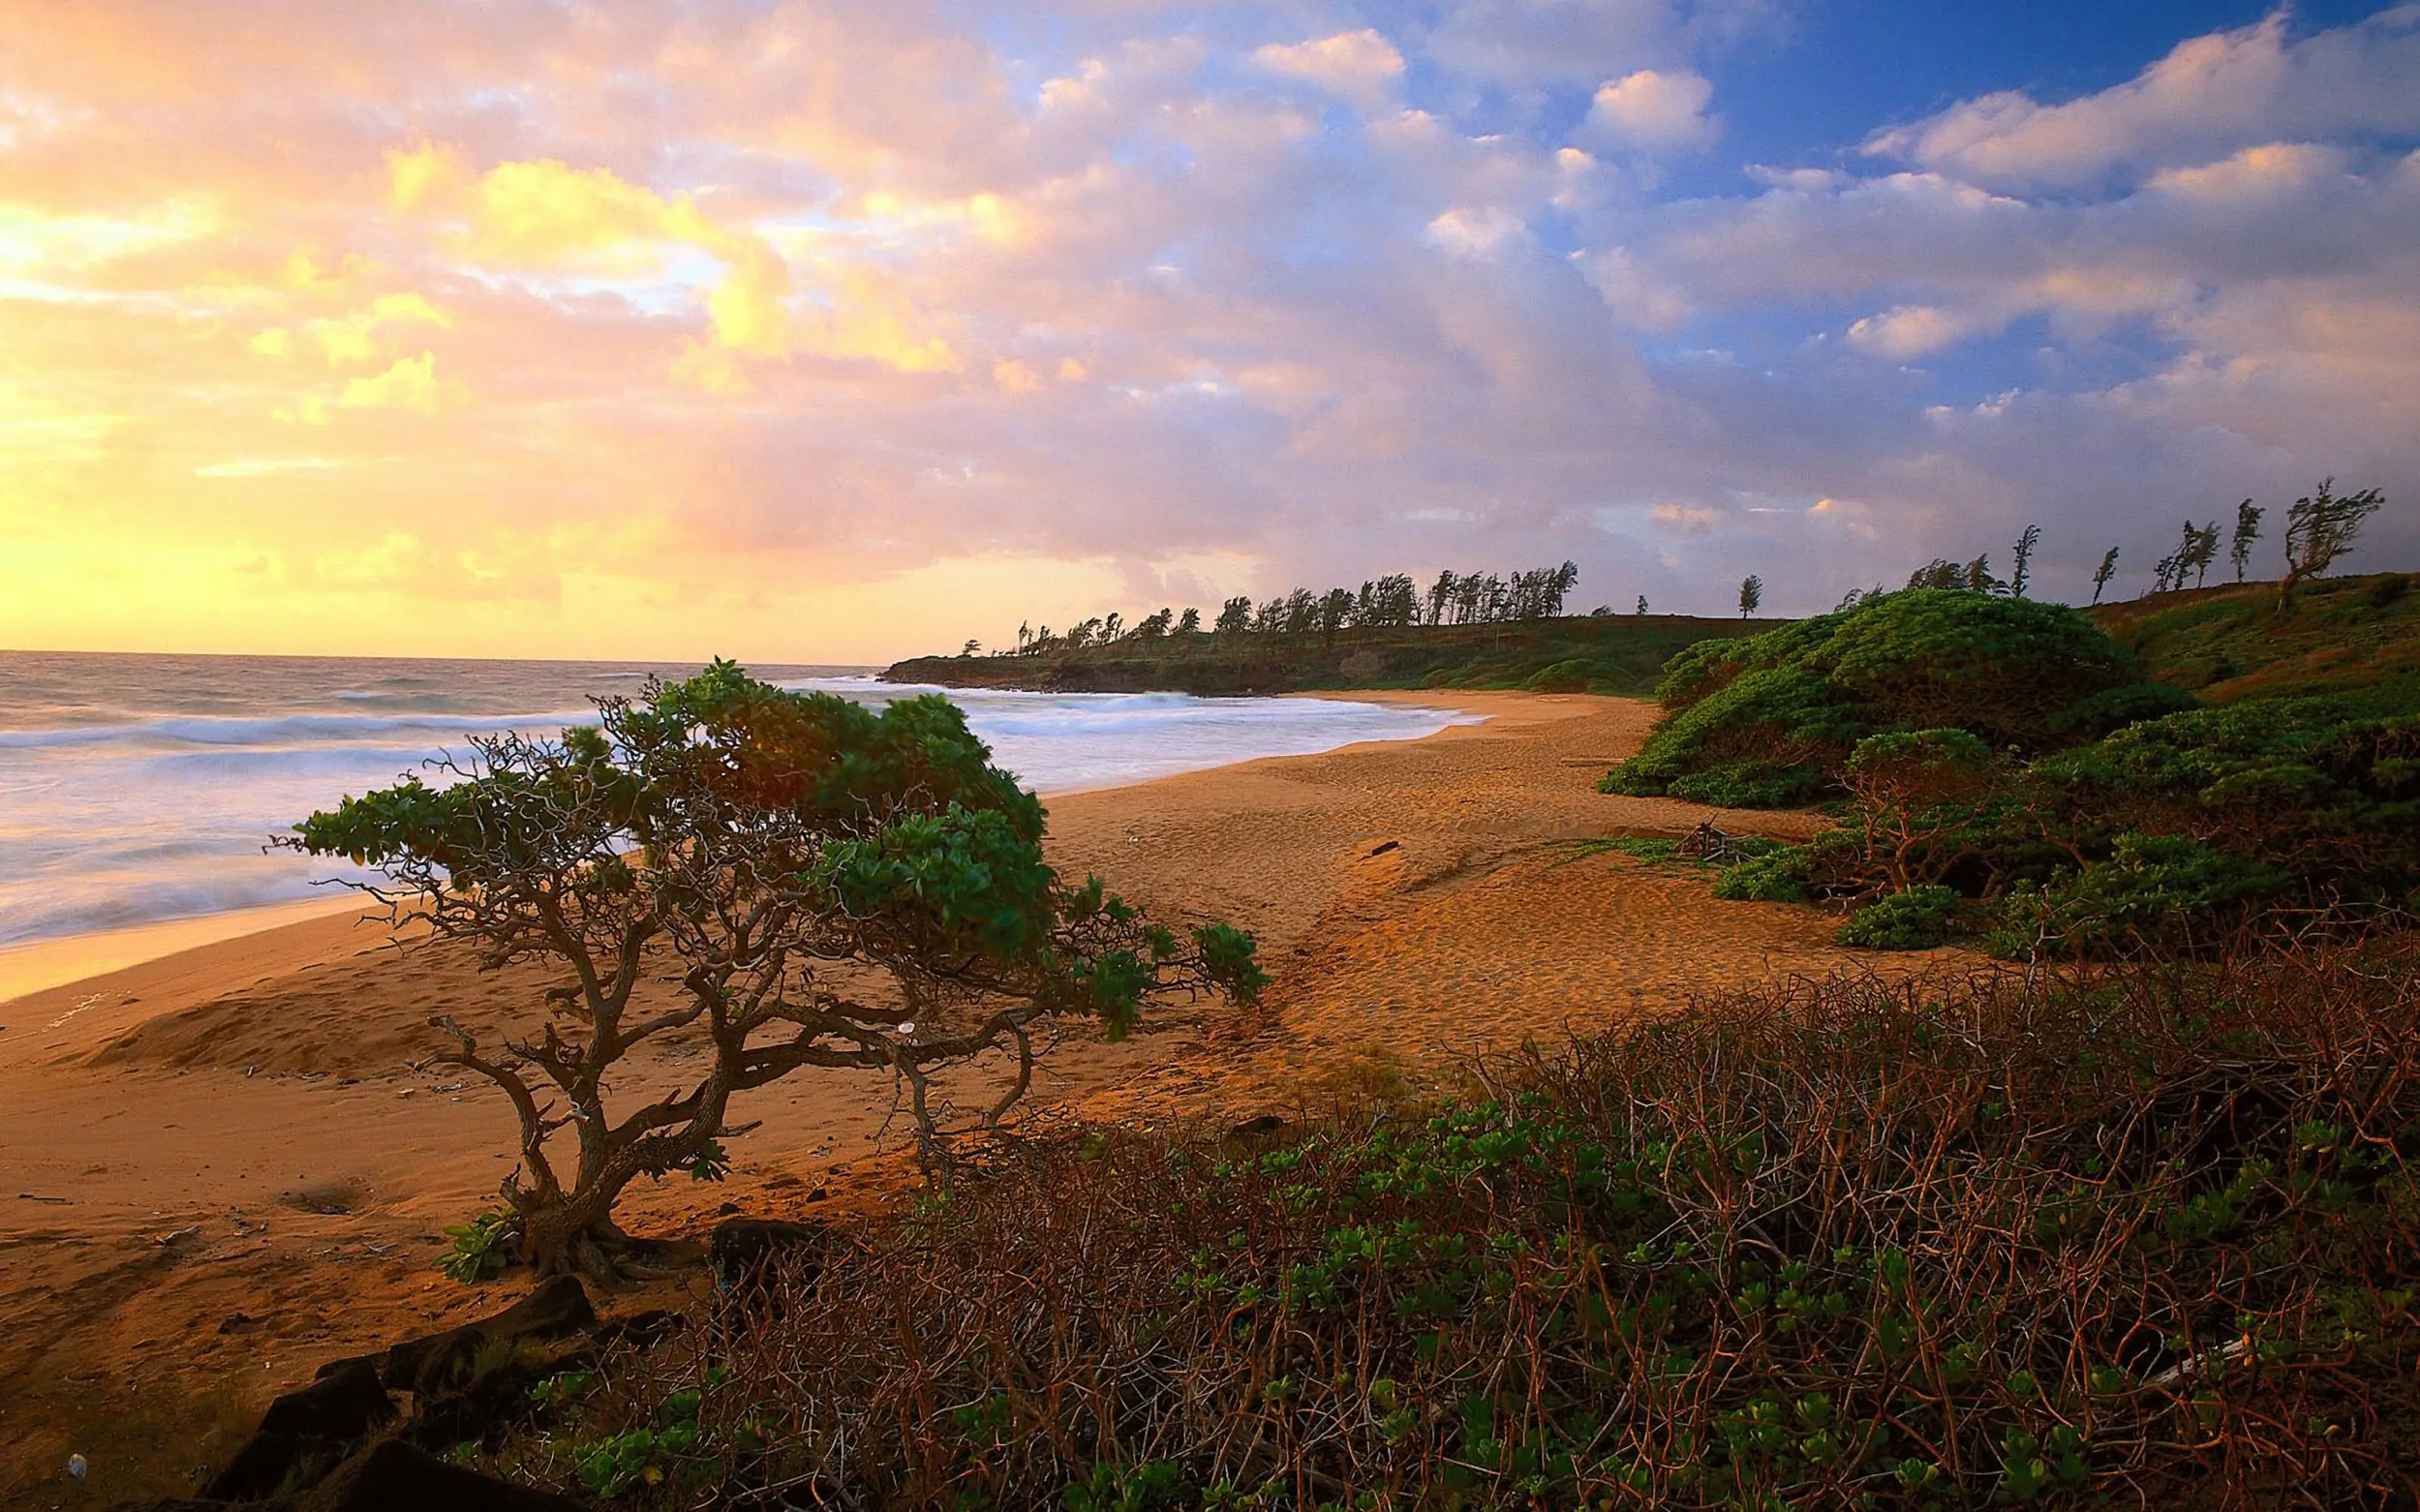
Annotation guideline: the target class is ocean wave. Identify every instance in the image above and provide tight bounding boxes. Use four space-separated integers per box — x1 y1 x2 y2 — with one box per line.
0 677 1475 950
0 706 603 751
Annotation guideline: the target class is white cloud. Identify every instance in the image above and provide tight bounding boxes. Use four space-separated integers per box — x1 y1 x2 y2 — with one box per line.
1250 29 1404 113
1584 69 1717 150
1867 7 2420 191
1844 304 1981 360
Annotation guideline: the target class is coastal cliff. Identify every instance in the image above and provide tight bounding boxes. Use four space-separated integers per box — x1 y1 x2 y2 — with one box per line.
883 614 1773 696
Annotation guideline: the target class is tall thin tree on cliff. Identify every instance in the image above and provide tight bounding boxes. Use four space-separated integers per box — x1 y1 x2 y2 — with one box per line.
2091 547 2120 606
2229 500 2263 582
2009 525 2041 599
2278 479 2385 612
1739 574 1764 618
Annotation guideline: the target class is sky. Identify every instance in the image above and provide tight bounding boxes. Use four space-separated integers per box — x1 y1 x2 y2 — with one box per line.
3 1 2416 663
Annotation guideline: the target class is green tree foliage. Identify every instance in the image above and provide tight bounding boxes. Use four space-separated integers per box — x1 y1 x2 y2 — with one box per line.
2009 524 2041 598
289 663 1264 1279
2091 547 2120 606
2279 478 2387 611
2229 500 2262 581
1738 574 1762 618
1606 590 2181 808
1016 565 1578 654
1905 559 1965 591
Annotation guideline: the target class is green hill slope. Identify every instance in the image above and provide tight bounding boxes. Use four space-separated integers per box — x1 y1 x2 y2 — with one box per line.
2093 571 2420 714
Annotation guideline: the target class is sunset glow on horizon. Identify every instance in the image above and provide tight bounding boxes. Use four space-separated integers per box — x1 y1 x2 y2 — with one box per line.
5 2 2417 662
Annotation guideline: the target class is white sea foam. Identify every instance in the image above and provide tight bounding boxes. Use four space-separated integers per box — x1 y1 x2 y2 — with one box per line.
0 654 1475 951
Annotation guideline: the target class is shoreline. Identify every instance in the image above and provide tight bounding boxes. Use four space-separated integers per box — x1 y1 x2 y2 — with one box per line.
0 896 375 1009
0 688 1505 1012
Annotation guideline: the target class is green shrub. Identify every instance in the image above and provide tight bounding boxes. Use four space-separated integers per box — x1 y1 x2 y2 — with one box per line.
2009 835 2291 956
1711 848 1810 903
1521 658 1596 692
1699 690 2420 954
1606 590 2173 808
1835 885 1961 949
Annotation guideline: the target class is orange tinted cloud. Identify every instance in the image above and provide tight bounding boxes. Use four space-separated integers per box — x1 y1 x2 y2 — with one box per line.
1 1 2415 660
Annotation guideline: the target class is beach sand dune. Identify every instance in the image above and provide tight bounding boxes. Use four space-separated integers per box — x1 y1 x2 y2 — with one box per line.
0 692 1947 1504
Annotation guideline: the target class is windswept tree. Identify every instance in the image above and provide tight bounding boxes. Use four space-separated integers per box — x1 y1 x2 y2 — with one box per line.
1176 606 1201 636
2009 525 2041 599
2229 500 2263 582
2189 521 2221 587
2162 519 2221 591
1738 574 1763 618
290 664 1264 1279
1906 559 1964 591
1317 587 1354 643
1636 595 1649 616
1214 596 1252 638
2279 479 2385 611
1426 571 1457 626
2091 547 2120 606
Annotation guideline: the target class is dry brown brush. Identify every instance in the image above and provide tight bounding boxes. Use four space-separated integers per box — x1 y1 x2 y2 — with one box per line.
487 943 2420 1509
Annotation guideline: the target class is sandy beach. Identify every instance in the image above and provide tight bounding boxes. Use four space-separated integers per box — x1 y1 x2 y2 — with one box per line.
0 690 1944 1504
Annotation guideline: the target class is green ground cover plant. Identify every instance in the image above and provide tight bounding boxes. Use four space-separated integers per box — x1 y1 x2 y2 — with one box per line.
479 944 2420 1508
1606 585 2420 952
1691 694 2420 953
1600 590 2187 810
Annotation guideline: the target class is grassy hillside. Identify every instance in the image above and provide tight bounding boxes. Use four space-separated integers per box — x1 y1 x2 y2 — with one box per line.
2093 570 2420 714
886 614 1778 696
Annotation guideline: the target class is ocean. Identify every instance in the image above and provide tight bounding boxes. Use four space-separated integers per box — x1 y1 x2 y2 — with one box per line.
0 652 1478 950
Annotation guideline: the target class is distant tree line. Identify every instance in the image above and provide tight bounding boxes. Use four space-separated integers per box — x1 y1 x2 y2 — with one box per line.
1830 479 2381 615
999 562 1581 655
956 479 2384 659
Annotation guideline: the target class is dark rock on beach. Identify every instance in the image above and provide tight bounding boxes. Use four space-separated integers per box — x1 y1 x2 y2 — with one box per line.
119 1439 591 1511
382 1273 595 1396
199 1359 395 1500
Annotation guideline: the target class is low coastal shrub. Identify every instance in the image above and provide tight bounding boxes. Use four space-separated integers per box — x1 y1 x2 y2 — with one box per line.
483 947 2420 1508
1833 885 1959 950
1736 696 2420 953
1601 590 2186 809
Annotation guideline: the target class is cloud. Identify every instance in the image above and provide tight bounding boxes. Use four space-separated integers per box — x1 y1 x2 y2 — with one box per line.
1250 29 1404 113
1844 304 1983 360
337 350 440 413
387 146 808 371
1 0 2416 658
1866 7 2420 191
1584 69 1717 150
